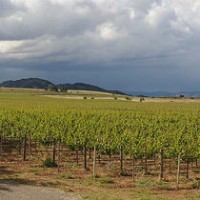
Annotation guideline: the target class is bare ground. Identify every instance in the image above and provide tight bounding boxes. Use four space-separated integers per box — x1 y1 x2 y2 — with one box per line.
0 180 82 200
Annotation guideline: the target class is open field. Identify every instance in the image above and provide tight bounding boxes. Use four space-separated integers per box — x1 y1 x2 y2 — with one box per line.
45 94 200 103
0 87 46 93
0 87 125 98
1 86 200 102
1 89 200 199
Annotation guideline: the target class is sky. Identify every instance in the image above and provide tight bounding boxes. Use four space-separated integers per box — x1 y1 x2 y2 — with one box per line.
0 0 200 92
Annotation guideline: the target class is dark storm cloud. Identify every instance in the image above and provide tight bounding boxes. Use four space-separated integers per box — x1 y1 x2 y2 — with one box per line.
0 0 22 17
0 0 200 91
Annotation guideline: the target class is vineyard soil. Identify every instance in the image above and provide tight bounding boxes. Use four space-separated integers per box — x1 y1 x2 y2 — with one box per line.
1 159 200 200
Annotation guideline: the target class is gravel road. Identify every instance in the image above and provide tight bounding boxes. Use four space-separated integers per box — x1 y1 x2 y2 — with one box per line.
0 180 82 200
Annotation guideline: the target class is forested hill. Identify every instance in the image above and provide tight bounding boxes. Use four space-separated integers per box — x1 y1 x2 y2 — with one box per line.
0 78 54 89
0 78 125 95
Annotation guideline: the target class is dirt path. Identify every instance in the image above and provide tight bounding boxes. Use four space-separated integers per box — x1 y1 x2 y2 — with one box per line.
0 181 82 200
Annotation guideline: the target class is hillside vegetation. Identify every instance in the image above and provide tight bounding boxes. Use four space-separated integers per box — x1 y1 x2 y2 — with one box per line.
0 78 125 95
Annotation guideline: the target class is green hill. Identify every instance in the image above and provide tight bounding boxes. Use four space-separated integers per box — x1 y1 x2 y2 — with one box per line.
0 78 126 95
0 78 54 89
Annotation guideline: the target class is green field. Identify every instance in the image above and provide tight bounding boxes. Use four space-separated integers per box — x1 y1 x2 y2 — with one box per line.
1 89 200 199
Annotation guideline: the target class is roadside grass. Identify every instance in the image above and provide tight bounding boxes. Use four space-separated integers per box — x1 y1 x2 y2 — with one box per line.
56 172 75 180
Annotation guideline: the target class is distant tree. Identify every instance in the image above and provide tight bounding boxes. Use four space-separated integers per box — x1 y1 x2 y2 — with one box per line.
125 96 132 100
47 85 58 92
59 85 68 92
140 97 145 102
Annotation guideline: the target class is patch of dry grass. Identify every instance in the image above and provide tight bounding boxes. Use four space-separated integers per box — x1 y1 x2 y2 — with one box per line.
1 160 200 200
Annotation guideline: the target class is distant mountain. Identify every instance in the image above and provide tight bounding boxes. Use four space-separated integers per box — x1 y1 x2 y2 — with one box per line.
57 83 125 95
181 91 200 97
57 83 107 92
129 91 200 98
0 78 54 89
0 78 125 95
129 91 175 97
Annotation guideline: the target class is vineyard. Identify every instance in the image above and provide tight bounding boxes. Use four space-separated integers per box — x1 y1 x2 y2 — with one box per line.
1 92 200 193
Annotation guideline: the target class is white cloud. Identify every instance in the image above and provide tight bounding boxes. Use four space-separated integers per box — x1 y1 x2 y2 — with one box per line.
128 8 135 19
1 0 198 59
97 22 118 41
0 40 23 54
145 2 175 27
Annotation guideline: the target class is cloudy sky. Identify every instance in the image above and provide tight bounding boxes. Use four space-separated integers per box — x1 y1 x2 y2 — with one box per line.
0 0 200 92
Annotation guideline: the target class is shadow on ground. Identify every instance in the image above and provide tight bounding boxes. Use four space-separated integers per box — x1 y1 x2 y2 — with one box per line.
0 166 14 176
0 165 39 186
